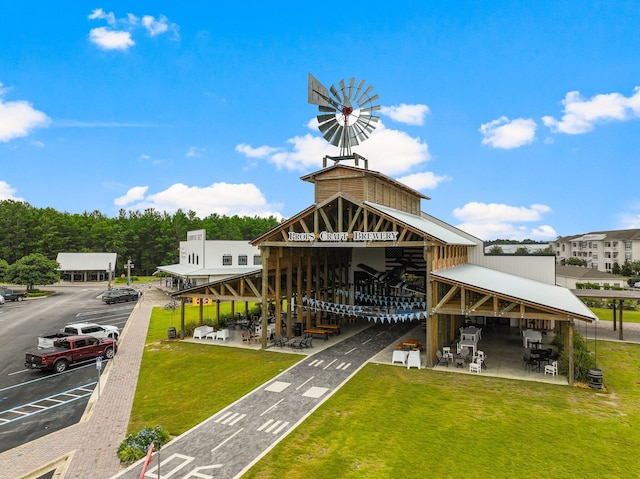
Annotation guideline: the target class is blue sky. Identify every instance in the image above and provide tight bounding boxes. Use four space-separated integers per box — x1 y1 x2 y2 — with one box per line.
2 1 640 241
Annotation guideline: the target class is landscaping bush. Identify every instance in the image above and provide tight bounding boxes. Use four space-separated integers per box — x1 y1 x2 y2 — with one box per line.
552 330 595 383
116 425 170 464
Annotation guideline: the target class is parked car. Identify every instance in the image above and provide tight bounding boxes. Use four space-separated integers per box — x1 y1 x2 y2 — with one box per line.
37 322 120 348
25 335 117 373
0 288 27 301
0 294 4 305
102 288 139 304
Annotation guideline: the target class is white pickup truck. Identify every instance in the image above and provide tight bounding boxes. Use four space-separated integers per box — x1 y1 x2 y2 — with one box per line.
37 322 120 349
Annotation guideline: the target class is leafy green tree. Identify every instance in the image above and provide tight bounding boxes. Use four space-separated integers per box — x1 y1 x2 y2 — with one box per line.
533 246 554 255
488 245 504 254
514 247 530 254
5 253 60 290
0 259 9 282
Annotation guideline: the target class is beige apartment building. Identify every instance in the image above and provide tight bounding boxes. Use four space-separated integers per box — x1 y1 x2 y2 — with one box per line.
552 229 640 272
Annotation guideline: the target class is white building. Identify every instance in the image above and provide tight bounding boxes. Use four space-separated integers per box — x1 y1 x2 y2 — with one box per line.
552 229 640 273
56 252 117 282
156 229 261 288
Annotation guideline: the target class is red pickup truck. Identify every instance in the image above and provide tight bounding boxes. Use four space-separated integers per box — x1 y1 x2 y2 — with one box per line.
25 335 117 373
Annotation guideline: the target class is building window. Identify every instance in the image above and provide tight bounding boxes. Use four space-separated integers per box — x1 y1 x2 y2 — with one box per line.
625 241 632 250
238 255 247 265
253 254 261 265
222 255 232 265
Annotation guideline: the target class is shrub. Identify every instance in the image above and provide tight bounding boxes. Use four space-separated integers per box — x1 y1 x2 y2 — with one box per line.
117 425 170 464
552 330 596 383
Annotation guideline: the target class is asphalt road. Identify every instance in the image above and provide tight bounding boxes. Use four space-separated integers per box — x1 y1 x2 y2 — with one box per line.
0 286 136 452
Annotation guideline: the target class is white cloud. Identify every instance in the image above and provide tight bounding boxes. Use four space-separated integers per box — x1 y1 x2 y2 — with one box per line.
88 10 178 50
380 103 430 125
479 116 537 149
114 183 283 219
142 15 178 37
235 143 281 158
89 27 135 50
114 186 149 206
452 202 556 241
236 119 430 176
88 8 116 25
186 146 205 158
542 87 640 134
0 181 24 201
395 171 450 190
0 85 51 142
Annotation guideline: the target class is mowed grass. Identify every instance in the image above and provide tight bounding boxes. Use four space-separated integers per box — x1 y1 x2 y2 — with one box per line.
126 306 302 435
128 307 640 478
244 341 640 479
590 306 640 323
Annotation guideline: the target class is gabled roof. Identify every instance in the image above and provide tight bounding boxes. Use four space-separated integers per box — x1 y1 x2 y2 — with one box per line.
365 202 477 246
56 252 117 271
300 163 430 200
432 263 597 321
556 265 623 280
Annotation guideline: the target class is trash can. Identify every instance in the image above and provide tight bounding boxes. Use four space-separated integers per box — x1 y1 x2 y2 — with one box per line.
293 322 302 337
168 327 177 340
588 368 603 390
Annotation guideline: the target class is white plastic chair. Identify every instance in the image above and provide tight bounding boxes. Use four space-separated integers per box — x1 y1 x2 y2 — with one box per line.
194 326 214 339
469 357 482 373
407 350 421 369
442 346 454 363
392 350 408 365
216 328 230 341
544 360 558 376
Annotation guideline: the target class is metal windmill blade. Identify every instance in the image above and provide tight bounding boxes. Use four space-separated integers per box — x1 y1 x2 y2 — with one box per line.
308 74 380 157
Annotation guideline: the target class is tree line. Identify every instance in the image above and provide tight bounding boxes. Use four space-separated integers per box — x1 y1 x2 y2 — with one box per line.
0 200 281 277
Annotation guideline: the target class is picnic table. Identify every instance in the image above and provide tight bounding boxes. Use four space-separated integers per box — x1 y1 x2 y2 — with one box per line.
304 328 331 340
396 339 422 351
318 324 341 335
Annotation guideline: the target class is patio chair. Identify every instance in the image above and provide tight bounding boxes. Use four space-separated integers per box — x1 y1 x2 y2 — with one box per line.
442 346 454 363
434 350 449 367
407 350 421 369
273 333 289 348
392 350 408 365
469 357 482 374
193 326 214 339
544 360 558 376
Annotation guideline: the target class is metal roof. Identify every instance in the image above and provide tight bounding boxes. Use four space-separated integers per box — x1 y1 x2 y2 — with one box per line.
156 264 261 277
56 252 117 271
431 263 598 321
365 202 477 246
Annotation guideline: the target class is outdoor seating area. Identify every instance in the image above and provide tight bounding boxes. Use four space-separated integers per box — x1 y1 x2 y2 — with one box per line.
378 322 565 385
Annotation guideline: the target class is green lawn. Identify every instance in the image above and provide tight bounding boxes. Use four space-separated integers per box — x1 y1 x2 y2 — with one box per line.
590 306 640 323
128 308 640 477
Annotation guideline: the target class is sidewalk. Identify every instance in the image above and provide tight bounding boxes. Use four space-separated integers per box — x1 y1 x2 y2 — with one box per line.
0 286 166 479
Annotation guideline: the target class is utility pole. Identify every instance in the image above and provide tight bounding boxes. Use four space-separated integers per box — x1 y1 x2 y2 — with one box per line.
126 259 134 285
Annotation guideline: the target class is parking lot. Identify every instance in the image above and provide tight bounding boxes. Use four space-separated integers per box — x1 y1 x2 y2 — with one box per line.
0 286 136 453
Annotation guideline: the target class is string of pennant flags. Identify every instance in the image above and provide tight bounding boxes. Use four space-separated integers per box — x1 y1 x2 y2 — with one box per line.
335 289 427 309
300 295 427 323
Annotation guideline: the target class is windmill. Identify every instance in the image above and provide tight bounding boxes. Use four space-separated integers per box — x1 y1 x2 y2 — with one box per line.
308 74 380 156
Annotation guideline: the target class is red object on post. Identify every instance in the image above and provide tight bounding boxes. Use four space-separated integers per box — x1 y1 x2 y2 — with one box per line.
138 443 154 479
